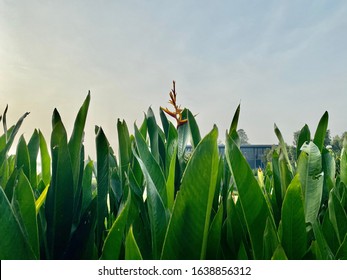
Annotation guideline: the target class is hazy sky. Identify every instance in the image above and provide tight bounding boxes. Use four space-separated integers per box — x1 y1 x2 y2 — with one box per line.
1 0 347 156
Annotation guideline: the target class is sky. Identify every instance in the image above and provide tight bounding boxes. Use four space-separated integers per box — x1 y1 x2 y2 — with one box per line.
1 0 347 157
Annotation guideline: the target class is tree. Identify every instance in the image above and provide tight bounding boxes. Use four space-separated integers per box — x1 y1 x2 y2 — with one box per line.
331 131 347 156
237 129 249 145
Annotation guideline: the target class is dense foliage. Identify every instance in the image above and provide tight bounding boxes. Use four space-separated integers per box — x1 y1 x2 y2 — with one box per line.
0 88 346 260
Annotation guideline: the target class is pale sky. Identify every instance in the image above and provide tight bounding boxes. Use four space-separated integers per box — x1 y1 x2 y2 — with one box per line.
1 0 347 156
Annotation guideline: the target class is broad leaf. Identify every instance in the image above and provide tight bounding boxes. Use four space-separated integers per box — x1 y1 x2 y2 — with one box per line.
11 170 39 259
125 226 143 260
313 111 329 152
95 127 110 252
296 141 323 224
225 133 276 259
0 187 36 259
162 126 219 259
101 191 131 260
281 175 307 259
45 120 74 259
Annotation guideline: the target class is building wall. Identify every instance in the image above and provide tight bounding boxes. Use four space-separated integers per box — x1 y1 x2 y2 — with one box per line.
186 144 273 170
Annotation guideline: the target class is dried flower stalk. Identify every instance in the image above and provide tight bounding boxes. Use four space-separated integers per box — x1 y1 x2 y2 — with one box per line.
160 81 188 127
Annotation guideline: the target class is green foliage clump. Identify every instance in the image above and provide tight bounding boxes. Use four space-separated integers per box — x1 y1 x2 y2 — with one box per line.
0 86 347 260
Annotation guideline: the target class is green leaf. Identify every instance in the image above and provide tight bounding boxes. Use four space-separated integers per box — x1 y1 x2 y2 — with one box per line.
271 244 288 260
132 144 169 259
281 175 307 259
296 124 311 159
95 127 110 252
225 193 245 259
162 126 219 259
28 130 40 189
322 148 336 204
296 141 323 224
45 120 74 259
165 122 178 176
147 107 160 163
117 119 131 180
322 209 340 255
2 104 8 136
187 109 201 148
68 92 90 193
0 111 29 164
340 136 347 186
64 198 97 259
206 204 223 259
35 184 49 214
39 130 51 186
11 170 39 259
272 150 283 209
125 226 143 260
263 217 279 259
177 109 189 160
274 124 293 175
225 133 276 259
15 136 31 184
134 125 167 207
166 147 177 211
81 160 94 215
101 191 131 260
336 233 347 260
313 111 329 152
312 220 335 260
159 107 170 138
0 187 36 259
328 191 347 244
0 126 14 152
229 104 240 134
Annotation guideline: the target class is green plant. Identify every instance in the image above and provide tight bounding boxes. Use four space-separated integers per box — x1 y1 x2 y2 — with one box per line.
0 84 346 260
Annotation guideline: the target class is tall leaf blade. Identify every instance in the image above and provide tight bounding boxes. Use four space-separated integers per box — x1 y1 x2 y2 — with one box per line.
15 135 31 183
229 104 240 134
133 146 169 259
336 234 347 260
45 121 74 259
0 187 36 259
313 111 329 152
125 226 143 260
64 198 97 260
95 127 110 252
274 124 293 175
134 125 167 207
225 133 276 259
340 136 347 186
147 107 160 163
117 119 131 179
11 170 39 259
39 130 51 186
101 191 131 260
296 141 324 224
206 204 223 259
27 130 40 189
328 191 347 244
177 109 189 160
159 108 170 138
187 109 201 148
0 112 29 164
281 175 307 259
312 220 335 260
296 124 311 159
161 126 219 260
263 217 279 259
68 93 90 194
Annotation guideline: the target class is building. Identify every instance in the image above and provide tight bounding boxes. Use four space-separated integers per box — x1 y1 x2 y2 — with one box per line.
186 144 274 170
